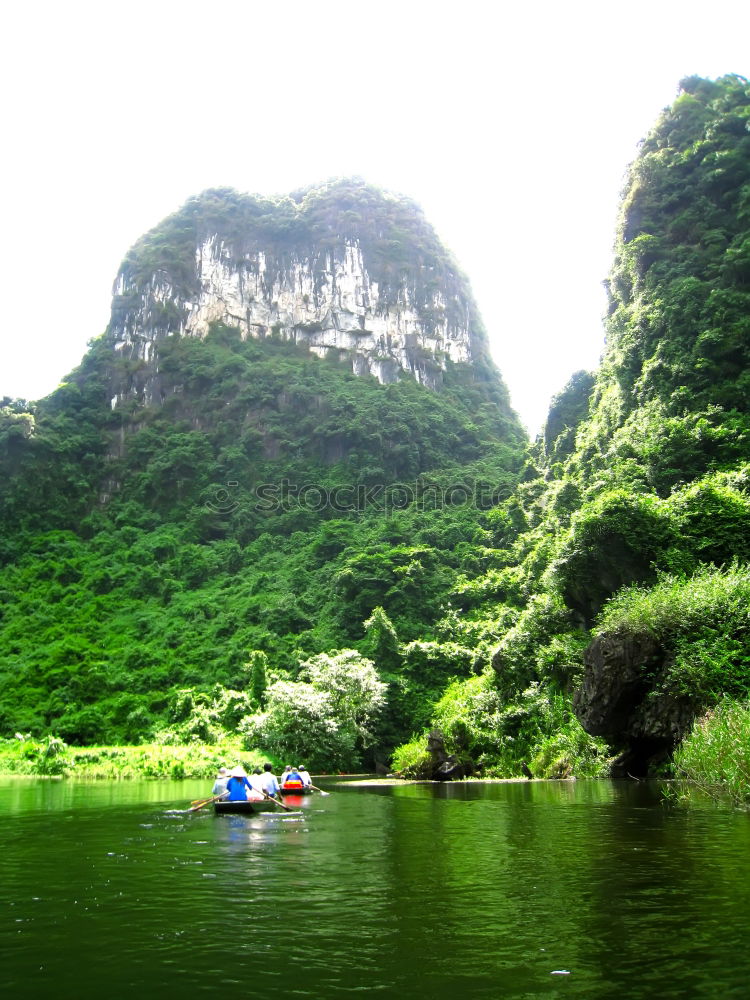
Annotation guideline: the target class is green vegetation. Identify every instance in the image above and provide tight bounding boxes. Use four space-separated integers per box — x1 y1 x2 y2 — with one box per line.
0 180 525 766
393 673 609 778
576 74 750 494
597 563 750 704
239 650 387 771
0 732 261 780
0 334 523 751
672 700 750 807
3 78 750 794
391 674 610 779
389 74 750 789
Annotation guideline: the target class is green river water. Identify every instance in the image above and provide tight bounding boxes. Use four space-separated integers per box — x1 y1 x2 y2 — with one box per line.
2 776 750 999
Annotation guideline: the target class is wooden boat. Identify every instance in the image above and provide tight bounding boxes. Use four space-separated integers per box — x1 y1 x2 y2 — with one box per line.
214 797 278 815
279 784 313 795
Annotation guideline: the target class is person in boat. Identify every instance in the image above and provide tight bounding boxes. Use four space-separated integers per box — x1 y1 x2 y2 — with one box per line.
226 765 254 801
260 762 280 798
249 767 265 794
212 767 230 796
298 765 313 789
282 766 305 791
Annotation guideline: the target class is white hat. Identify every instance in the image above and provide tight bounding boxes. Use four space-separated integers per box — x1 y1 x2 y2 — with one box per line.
230 765 247 778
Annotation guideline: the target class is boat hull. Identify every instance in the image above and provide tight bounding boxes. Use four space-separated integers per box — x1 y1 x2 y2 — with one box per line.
214 799 278 814
279 786 313 795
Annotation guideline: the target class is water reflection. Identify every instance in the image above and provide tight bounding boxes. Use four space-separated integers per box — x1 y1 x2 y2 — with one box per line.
2 777 750 999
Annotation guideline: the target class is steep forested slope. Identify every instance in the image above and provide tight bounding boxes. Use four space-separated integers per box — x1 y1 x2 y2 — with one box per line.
397 74 750 779
576 73 750 493
0 182 525 753
3 77 749 782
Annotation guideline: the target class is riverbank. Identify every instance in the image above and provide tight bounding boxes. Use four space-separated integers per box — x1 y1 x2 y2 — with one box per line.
5 713 749 811
338 776 535 786
0 738 547 786
0 734 269 779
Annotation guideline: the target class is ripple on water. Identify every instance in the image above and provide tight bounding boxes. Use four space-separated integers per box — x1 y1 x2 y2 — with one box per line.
2 779 750 999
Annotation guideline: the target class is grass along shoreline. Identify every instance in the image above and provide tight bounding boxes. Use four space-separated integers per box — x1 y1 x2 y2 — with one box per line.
6 700 750 807
671 699 750 809
0 735 271 780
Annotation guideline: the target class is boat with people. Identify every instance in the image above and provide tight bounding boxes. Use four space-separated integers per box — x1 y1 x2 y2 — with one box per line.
213 797 278 814
279 765 314 794
192 763 320 814
212 765 280 814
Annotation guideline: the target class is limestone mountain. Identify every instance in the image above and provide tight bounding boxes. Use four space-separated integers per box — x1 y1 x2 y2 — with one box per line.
567 73 750 771
9 73 749 780
107 178 496 407
0 180 526 747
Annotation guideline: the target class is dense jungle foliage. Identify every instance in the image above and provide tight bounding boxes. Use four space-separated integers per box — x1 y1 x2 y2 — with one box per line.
2 76 750 787
0 180 525 765
0 329 524 758
395 73 750 783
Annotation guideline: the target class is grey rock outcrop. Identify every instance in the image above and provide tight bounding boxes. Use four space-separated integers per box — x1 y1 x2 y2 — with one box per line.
427 729 470 781
574 632 699 776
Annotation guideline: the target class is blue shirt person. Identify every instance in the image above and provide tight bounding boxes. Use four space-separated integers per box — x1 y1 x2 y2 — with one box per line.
226 766 253 801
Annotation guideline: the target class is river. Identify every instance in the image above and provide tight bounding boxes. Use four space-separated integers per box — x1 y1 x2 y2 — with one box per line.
2 776 749 998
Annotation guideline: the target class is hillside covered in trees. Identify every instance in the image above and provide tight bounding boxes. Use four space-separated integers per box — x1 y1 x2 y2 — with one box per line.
399 73 750 781
2 75 750 783
0 180 526 766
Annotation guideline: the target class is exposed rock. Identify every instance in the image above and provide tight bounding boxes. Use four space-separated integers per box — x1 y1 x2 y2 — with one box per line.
103 183 491 410
574 632 700 776
109 241 471 405
574 632 662 738
427 728 470 781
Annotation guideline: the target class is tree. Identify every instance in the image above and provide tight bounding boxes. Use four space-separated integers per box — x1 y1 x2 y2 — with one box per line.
246 650 269 708
239 649 387 770
299 650 387 749
239 681 354 771
362 607 401 672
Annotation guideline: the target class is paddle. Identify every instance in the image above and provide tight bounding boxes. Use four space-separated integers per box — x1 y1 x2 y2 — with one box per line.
191 786 231 805
188 791 228 812
262 790 293 812
310 784 330 797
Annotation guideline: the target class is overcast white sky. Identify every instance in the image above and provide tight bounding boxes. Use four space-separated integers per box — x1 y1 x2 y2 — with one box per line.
1 1 748 433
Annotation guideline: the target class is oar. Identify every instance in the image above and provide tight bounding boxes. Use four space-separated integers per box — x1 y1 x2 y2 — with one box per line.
190 789 226 806
262 790 293 812
188 792 228 812
310 784 330 797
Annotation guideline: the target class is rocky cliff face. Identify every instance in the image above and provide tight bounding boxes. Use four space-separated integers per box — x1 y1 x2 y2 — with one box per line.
574 632 699 777
105 181 490 410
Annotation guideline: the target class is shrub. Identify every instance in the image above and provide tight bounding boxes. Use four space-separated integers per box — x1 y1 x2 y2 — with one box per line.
400 640 476 688
390 735 431 777
551 489 679 624
596 563 750 703
490 592 574 698
239 650 387 771
239 683 355 771
529 716 611 779
673 699 750 806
